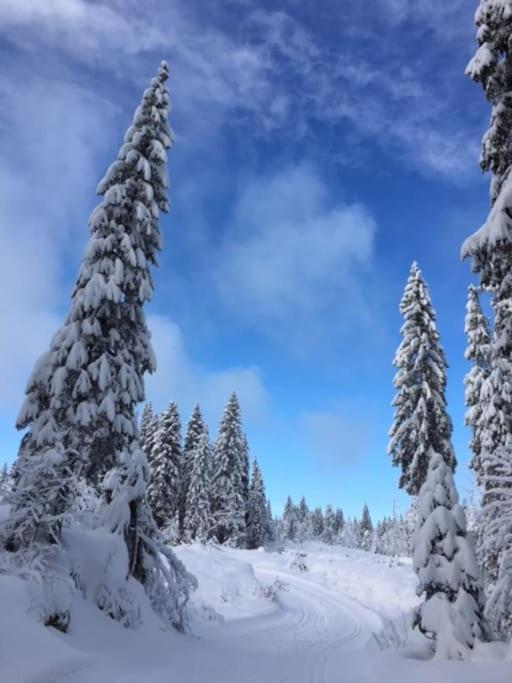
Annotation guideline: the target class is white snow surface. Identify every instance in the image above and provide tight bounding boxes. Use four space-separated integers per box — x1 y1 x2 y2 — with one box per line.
1 542 511 682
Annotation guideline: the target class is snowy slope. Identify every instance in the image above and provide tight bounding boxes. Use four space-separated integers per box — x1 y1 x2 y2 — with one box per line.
0 543 511 682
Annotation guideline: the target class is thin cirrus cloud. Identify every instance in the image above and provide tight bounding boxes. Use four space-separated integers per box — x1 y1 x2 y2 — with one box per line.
0 0 482 180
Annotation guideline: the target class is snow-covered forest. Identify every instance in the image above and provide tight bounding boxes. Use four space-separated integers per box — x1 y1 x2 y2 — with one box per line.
2 1 512 681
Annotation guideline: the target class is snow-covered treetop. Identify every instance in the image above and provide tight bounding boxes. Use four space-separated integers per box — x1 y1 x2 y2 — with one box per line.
464 286 491 365
388 263 455 495
466 1 512 89
463 0 512 267
15 62 173 490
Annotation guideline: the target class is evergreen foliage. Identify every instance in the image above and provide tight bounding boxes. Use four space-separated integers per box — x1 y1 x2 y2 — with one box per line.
140 403 160 466
180 404 206 530
413 451 487 658
464 286 492 480
322 505 337 544
247 459 268 549
7 62 195 631
210 393 247 546
463 0 512 638
265 500 276 545
310 507 324 539
147 402 182 533
182 431 212 543
360 503 373 551
388 262 455 495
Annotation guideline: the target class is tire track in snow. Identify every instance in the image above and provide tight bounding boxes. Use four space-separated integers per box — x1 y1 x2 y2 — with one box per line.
253 566 372 683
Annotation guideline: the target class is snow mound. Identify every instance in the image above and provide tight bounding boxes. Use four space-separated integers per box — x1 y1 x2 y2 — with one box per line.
175 543 276 623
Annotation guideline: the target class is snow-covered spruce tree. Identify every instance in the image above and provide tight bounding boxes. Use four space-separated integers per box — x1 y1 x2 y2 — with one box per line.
388 263 455 496
465 0 512 205
265 500 276 544
339 518 360 549
281 496 297 541
146 402 182 537
182 431 212 543
334 508 345 536
247 459 267 549
10 62 195 630
241 433 250 520
310 507 324 539
295 496 311 542
464 285 491 480
140 403 160 466
297 496 309 523
210 393 247 546
463 1 512 637
322 505 337 544
360 503 373 551
414 450 486 658
180 404 206 530
478 443 512 634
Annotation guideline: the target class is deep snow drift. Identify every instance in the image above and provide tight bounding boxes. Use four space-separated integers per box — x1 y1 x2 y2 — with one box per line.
1 542 511 682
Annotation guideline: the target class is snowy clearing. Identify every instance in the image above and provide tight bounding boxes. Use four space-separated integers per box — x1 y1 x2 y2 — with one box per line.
1 542 511 682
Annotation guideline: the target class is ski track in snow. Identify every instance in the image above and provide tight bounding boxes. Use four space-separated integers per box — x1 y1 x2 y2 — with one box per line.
190 561 376 683
14 550 380 683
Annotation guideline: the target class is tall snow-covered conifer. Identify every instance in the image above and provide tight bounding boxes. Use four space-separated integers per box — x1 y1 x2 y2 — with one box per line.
463 0 512 637
265 500 275 544
388 263 455 495
210 393 247 546
180 404 206 529
464 286 491 480
147 402 182 536
414 450 486 657
241 433 250 522
9 62 195 630
247 459 267 549
281 496 297 541
183 430 212 543
140 403 160 466
360 503 373 551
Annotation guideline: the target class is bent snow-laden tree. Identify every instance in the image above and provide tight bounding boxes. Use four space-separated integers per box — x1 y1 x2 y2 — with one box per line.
388 263 455 496
463 0 512 637
414 450 486 658
8 62 195 630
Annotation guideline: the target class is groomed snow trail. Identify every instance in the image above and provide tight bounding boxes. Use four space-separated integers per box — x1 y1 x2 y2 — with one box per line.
13 547 383 683
177 552 380 683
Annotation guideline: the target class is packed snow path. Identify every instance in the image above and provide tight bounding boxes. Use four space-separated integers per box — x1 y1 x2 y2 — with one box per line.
191 567 376 683
4 543 512 682
44 548 380 683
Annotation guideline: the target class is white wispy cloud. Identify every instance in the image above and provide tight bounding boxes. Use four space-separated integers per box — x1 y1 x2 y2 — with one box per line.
212 163 378 344
0 0 483 179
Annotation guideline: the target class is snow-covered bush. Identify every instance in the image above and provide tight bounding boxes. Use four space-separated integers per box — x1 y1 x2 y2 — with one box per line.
289 551 309 573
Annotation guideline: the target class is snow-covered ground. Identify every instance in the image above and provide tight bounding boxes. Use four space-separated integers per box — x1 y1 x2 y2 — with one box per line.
1 542 511 682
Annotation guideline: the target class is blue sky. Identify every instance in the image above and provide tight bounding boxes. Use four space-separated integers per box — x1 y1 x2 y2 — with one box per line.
0 0 491 520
